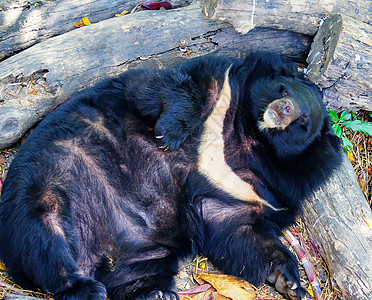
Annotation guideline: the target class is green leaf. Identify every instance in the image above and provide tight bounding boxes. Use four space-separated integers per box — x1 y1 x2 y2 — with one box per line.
328 110 339 123
341 136 353 152
342 120 372 135
340 111 351 122
369 112 372 118
332 124 342 137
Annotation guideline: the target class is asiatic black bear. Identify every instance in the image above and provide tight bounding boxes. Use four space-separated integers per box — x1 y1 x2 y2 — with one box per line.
0 53 341 300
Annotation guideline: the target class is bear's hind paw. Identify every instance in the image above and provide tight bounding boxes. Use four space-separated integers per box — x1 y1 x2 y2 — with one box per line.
136 289 179 300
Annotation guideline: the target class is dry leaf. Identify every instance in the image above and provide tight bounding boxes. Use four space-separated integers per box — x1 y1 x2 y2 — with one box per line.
179 288 213 300
82 17 92 25
29 90 38 95
358 178 367 193
0 178 3 195
199 273 256 300
75 21 84 28
0 261 6 271
140 1 172 10
367 166 372 175
0 154 5 164
178 284 212 295
212 291 231 299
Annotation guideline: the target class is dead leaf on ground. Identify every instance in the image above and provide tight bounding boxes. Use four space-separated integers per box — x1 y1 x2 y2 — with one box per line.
0 154 5 165
82 17 92 25
198 273 256 300
140 1 172 10
74 21 84 28
28 90 38 95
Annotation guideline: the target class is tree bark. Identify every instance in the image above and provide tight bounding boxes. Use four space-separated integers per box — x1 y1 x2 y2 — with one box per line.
301 154 372 299
306 14 372 112
200 0 371 35
0 2 311 149
0 0 192 61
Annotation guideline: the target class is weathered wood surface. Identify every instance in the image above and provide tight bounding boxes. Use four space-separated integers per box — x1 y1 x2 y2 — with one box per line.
0 0 192 61
0 2 311 149
306 14 372 112
302 154 372 300
200 0 371 35
4 295 41 300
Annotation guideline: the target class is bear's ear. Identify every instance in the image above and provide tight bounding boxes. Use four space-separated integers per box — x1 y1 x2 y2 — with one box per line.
240 53 299 85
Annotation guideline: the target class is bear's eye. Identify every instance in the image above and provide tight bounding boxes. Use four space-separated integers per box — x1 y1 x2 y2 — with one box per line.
280 99 292 114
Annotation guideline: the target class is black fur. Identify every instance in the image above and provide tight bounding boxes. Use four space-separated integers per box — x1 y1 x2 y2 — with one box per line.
0 53 341 299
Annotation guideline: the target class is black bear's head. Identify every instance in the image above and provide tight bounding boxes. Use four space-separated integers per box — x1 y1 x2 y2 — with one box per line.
240 53 327 159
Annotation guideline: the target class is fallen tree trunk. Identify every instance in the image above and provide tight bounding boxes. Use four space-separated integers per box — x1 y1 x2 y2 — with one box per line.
302 154 372 299
306 14 372 112
200 0 371 35
0 2 311 149
0 0 192 61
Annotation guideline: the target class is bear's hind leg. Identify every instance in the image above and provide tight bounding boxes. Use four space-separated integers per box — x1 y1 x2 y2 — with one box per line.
0 209 107 300
100 249 180 300
54 275 107 300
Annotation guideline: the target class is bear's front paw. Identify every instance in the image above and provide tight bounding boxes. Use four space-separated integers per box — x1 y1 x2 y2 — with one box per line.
267 263 309 300
155 118 192 151
136 289 179 300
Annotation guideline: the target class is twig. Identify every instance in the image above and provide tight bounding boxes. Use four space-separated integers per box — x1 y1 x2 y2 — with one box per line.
283 229 323 300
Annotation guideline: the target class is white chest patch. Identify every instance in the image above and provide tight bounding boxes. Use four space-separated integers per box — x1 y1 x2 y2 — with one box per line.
197 67 279 210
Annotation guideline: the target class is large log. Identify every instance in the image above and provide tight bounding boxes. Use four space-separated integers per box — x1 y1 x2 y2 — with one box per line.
200 0 371 35
306 14 372 112
0 2 311 149
302 154 372 299
0 0 192 61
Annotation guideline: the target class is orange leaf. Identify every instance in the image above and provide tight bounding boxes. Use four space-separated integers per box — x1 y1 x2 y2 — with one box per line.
0 261 6 271
82 17 91 25
29 90 38 95
199 273 256 300
75 21 84 28
367 166 372 175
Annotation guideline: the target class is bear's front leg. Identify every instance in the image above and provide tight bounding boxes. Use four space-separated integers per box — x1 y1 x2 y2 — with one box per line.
195 198 307 300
